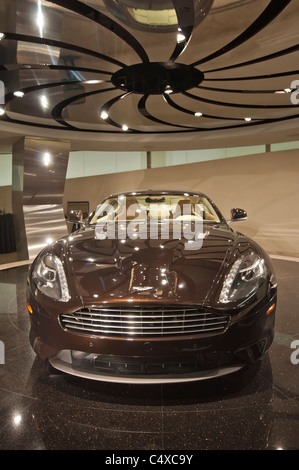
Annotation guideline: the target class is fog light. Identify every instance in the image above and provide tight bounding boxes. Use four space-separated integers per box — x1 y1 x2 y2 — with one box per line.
266 303 275 315
236 339 267 363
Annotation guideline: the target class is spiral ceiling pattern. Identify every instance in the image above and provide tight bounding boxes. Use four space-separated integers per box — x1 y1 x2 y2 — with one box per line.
0 0 299 150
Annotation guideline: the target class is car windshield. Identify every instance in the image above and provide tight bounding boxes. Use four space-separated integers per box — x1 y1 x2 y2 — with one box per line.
89 193 221 225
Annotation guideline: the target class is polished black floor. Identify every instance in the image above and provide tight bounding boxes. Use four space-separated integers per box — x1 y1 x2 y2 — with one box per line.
0 259 298 450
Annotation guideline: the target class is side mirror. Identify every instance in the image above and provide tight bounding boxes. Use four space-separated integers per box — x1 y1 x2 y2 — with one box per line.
66 209 84 224
228 208 247 223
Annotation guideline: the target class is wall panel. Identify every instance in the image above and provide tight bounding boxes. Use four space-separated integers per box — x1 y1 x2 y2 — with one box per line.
63 149 299 258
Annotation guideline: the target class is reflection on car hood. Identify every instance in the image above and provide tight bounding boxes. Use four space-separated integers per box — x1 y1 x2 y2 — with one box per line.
66 225 235 305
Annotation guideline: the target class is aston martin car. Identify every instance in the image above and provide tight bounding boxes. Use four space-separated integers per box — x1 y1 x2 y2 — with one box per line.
27 190 277 383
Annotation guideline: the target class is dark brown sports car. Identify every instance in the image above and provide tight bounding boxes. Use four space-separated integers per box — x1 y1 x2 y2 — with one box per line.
27 190 277 383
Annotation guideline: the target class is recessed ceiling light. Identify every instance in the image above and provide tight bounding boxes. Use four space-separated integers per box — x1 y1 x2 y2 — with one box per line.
177 28 186 43
244 117 252 122
164 85 173 94
14 91 24 98
0 107 5 116
275 88 293 94
0 33 5 41
122 124 129 131
100 110 108 120
194 112 203 117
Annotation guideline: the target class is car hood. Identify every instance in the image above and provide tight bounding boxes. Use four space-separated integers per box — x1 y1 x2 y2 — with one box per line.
65 225 236 306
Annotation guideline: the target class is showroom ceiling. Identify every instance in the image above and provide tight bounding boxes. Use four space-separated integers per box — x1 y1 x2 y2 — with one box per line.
0 0 299 151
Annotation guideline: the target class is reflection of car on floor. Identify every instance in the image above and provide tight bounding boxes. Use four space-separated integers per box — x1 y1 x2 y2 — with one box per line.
27 190 277 383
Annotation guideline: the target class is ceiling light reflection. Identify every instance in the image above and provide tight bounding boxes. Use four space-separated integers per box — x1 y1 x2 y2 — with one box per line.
14 91 24 98
13 414 22 426
43 152 51 166
85 80 102 84
0 33 5 40
36 0 45 37
0 107 5 116
40 95 48 109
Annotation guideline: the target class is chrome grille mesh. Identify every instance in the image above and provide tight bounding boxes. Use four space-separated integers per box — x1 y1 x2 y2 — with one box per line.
60 306 229 338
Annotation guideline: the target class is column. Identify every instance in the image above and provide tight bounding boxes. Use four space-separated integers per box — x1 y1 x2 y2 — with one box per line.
12 137 70 260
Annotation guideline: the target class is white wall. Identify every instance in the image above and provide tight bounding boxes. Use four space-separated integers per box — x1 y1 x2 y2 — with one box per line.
1 141 299 185
1 143 299 257
0 154 12 186
63 148 299 258
66 151 147 178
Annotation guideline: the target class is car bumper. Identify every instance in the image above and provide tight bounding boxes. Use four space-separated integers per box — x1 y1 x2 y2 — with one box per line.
49 350 244 383
28 293 276 383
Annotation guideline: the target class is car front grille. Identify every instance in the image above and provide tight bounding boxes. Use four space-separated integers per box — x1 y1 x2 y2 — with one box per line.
60 306 230 338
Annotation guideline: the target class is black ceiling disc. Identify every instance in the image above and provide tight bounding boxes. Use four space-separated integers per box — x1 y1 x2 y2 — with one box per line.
111 62 204 95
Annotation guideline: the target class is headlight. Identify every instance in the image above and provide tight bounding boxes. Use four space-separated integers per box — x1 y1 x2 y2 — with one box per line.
32 254 70 302
219 252 267 304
